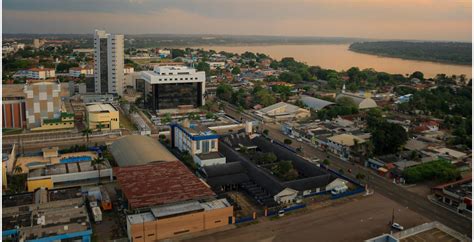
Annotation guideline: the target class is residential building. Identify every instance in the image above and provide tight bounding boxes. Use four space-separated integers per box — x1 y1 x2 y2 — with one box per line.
140 65 206 112
94 29 124 95
69 66 94 78
206 61 226 70
124 65 135 74
85 102 120 131
27 67 56 79
171 121 225 167
327 134 368 161
3 187 93 242
256 102 310 122
432 176 472 216
114 161 233 241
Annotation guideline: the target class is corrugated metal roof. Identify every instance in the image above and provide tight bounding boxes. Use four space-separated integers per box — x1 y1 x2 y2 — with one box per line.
300 95 335 111
109 135 177 167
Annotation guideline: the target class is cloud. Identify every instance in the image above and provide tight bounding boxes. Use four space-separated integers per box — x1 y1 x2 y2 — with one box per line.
2 0 471 41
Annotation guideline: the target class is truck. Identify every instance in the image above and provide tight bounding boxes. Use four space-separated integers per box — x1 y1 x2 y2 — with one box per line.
331 185 348 195
92 206 102 223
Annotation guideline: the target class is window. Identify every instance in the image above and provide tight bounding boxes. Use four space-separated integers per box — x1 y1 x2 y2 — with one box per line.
214 220 221 223
196 141 200 150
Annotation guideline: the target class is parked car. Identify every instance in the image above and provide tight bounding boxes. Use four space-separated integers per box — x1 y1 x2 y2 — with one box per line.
297 138 303 142
391 223 404 231
278 210 285 217
312 158 321 163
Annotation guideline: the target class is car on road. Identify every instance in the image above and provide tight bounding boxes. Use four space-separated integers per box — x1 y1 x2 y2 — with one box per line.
289 135 295 139
297 138 303 142
278 210 285 217
312 158 321 163
391 223 404 231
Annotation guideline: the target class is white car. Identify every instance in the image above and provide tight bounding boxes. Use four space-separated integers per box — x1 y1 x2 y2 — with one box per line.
391 223 404 231
312 158 321 163
278 210 285 217
297 138 303 142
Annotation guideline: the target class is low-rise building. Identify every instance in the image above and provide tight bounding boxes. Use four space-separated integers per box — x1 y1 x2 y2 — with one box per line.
27 160 113 192
27 67 56 79
69 66 94 77
336 92 377 109
432 176 472 216
256 102 310 122
171 121 225 166
2 187 93 241
114 161 233 241
327 133 368 161
85 103 119 131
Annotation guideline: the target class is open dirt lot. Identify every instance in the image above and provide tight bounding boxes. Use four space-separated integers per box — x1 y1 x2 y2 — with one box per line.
186 193 429 242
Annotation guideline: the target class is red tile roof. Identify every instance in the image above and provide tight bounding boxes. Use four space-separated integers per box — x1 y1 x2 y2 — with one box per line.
114 161 215 209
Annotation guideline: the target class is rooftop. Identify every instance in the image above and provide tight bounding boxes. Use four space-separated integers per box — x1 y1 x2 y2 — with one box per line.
85 102 117 113
328 134 366 146
28 160 110 179
114 161 216 209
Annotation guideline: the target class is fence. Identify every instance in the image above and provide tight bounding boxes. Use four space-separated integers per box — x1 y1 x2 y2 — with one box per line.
320 164 364 187
234 216 255 224
331 186 365 200
267 203 307 217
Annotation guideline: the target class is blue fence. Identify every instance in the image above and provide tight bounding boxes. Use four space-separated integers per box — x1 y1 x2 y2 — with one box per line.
303 190 330 198
235 216 255 224
267 203 307 217
320 164 364 187
331 187 365 200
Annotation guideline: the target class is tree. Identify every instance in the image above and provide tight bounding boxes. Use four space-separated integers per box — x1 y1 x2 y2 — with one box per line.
231 66 241 75
284 138 292 145
13 165 23 175
171 49 186 58
216 83 234 102
263 129 269 135
97 123 104 132
323 159 330 166
410 71 424 80
370 121 408 155
91 157 105 185
162 113 172 124
82 127 93 145
196 62 210 76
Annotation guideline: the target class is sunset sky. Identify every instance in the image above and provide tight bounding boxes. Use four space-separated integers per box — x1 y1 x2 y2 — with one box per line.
3 0 472 42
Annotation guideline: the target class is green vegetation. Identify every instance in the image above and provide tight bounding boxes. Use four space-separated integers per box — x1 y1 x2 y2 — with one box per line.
402 159 460 184
5 174 27 194
367 109 408 155
316 97 359 120
349 41 471 65
272 160 299 181
284 138 292 145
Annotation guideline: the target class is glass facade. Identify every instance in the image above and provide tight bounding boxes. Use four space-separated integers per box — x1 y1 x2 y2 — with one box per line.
152 82 203 111
99 38 108 93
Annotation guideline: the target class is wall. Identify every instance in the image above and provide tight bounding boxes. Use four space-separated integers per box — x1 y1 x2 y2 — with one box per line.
27 178 53 192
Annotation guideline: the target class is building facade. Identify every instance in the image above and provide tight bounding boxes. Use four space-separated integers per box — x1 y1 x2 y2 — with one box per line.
141 66 206 112
27 68 56 79
24 80 62 129
94 29 124 95
85 103 120 131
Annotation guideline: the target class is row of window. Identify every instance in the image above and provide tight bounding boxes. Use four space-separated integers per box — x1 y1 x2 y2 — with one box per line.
157 77 199 81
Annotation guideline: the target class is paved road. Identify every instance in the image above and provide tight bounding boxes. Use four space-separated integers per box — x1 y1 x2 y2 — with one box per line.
222 101 472 237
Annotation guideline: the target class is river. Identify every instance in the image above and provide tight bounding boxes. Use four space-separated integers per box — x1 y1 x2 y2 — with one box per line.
196 44 471 78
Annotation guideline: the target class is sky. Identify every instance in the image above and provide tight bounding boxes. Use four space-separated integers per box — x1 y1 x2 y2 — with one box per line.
3 0 472 42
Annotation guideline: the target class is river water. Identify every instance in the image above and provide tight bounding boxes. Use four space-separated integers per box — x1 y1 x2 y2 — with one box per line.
197 44 471 78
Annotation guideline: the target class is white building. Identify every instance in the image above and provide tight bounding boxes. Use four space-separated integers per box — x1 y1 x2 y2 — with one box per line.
69 66 94 78
206 61 226 70
171 122 225 167
140 66 206 111
27 68 56 80
94 29 124 95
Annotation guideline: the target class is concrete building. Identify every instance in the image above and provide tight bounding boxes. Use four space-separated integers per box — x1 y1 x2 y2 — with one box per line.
2 84 27 129
26 160 113 192
256 102 310 122
94 29 124 95
85 103 119 131
327 134 368 161
171 121 225 167
3 187 93 242
432 176 472 216
27 67 56 80
336 92 377 109
24 80 69 129
114 161 232 241
140 65 206 112
69 66 94 78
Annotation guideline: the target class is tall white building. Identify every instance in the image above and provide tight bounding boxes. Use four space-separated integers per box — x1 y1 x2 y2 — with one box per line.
94 29 124 95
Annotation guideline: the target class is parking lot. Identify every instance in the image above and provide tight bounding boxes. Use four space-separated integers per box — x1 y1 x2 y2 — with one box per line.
186 193 429 242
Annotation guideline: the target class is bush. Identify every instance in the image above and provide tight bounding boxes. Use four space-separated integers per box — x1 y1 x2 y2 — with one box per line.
263 129 269 135
284 139 292 145
402 159 460 184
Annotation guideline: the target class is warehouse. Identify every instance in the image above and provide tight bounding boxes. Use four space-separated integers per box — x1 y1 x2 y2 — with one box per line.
114 161 233 241
109 135 177 167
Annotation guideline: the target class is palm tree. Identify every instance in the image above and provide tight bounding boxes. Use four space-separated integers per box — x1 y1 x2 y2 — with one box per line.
82 127 93 145
13 165 23 175
97 123 104 132
91 157 105 185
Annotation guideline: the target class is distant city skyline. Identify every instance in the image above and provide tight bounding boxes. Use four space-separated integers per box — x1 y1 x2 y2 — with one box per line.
3 0 472 42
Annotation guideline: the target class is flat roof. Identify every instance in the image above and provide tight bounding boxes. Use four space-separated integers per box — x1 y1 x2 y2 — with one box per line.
400 228 460 242
28 160 110 179
114 161 215 209
85 102 117 113
151 201 203 219
328 133 366 146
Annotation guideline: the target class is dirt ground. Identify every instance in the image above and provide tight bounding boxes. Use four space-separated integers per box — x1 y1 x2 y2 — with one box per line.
186 193 429 242
227 191 262 217
405 180 438 198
